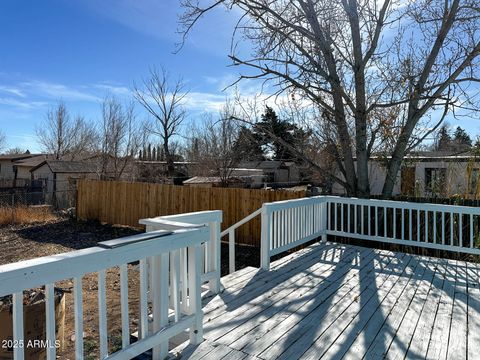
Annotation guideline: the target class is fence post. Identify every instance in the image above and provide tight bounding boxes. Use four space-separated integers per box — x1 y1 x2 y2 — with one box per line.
260 204 271 270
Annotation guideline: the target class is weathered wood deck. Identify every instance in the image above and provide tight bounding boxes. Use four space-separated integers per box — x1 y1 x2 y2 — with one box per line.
172 241 480 360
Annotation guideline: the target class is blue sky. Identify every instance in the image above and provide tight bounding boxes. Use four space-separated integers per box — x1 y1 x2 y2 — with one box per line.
0 0 479 152
0 0 247 152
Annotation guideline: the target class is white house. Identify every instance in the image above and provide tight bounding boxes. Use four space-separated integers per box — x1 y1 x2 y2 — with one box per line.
332 152 480 198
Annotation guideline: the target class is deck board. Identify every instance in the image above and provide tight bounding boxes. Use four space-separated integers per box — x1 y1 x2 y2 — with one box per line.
170 241 480 360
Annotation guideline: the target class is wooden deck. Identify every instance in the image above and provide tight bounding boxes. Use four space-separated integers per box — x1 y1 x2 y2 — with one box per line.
171 241 480 360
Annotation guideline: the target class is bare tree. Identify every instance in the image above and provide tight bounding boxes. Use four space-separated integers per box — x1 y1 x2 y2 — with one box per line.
99 96 142 180
186 102 241 185
181 0 480 197
134 68 187 177
37 102 96 160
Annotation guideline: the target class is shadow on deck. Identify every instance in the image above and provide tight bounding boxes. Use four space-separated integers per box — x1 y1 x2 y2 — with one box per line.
171 241 480 360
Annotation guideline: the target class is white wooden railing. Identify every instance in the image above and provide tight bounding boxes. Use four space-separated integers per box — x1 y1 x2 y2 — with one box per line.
139 210 222 294
220 208 262 273
259 196 480 270
260 196 328 269
0 227 209 360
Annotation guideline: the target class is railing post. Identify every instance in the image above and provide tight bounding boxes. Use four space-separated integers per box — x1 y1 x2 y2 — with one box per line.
321 199 328 243
261 205 271 270
229 228 235 274
208 220 221 292
188 243 204 345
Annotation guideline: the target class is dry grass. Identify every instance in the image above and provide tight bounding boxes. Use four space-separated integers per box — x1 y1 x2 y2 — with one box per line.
0 205 57 226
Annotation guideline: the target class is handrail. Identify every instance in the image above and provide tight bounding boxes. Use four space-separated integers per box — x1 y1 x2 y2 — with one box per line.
0 227 208 360
220 208 262 273
140 210 222 293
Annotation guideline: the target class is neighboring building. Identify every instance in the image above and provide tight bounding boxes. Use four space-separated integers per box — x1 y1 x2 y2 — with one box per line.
30 160 99 207
332 151 480 198
13 154 53 186
183 176 246 188
0 153 38 186
234 161 301 186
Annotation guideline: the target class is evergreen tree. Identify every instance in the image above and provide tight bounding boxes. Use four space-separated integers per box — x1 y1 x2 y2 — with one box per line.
254 106 310 160
435 125 451 151
453 126 472 148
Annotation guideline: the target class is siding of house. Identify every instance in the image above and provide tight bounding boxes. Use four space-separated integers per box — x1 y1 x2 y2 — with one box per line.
0 160 15 179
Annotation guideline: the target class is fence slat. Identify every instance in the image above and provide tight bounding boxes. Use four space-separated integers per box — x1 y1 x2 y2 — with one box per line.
77 180 306 247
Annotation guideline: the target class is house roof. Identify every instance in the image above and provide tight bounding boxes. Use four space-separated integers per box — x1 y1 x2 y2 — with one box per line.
0 153 38 161
238 160 287 170
183 176 246 185
30 160 98 174
13 154 52 167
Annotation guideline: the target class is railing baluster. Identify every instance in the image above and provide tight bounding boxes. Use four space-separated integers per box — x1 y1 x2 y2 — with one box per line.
375 206 378 237
361 205 364 235
409 208 413 241
393 208 396 239
98 269 108 359
433 211 437 244
13 291 24 360
442 211 445 245
45 283 56 360
152 253 169 359
459 213 463 248
470 214 474 249
334 203 338 232
139 259 148 339
187 244 203 344
367 205 372 236
401 208 404 240
450 212 454 246
347 204 351 233
341 203 344 232
416 209 420 241
120 263 130 348
354 204 358 234
170 250 181 322
228 228 235 274
425 210 429 243
382 206 385 238
74 276 84 358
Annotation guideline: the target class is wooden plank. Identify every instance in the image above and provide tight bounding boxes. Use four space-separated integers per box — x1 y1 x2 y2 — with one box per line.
279 252 416 360
203 246 370 340
446 261 468 360
358 256 434 359
229 250 402 357
383 257 440 359
403 259 447 359
467 262 480 360
217 248 384 350
202 243 353 317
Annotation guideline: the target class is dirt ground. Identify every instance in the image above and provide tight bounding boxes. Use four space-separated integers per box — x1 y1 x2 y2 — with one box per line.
0 216 260 359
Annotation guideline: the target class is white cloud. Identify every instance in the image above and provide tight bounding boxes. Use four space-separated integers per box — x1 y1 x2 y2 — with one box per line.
0 97 48 110
20 81 102 102
0 86 25 97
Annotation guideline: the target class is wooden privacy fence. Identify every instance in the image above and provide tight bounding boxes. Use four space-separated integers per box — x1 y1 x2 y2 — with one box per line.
76 180 306 247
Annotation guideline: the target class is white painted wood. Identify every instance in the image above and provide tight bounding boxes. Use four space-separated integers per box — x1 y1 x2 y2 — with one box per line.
188 244 204 344
260 206 271 270
170 250 181 322
73 276 84 359
45 283 56 360
98 269 108 359
12 291 24 360
139 259 148 339
0 228 209 297
119 263 129 348
228 228 235 274
151 253 169 359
